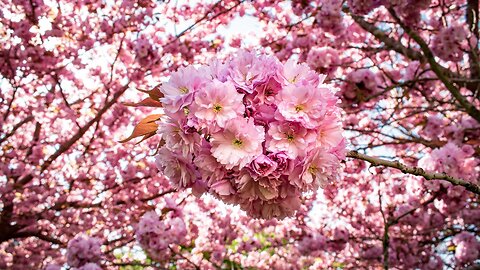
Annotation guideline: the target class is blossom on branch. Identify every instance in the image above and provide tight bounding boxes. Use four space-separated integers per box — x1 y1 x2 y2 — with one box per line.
151 51 345 219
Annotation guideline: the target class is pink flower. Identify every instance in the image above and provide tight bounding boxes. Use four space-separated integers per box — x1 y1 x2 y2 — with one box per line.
253 77 283 104
211 118 265 169
315 115 344 148
280 58 323 86
66 235 102 268
267 152 292 177
193 142 226 186
236 172 279 201
306 47 340 76
290 149 339 190
228 50 280 93
277 84 336 128
136 210 188 262
191 79 245 129
211 179 236 196
155 148 197 189
157 118 201 157
160 66 207 113
266 121 316 159
152 50 345 219
250 154 278 177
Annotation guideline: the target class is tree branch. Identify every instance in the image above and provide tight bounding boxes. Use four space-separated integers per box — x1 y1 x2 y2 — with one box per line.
346 151 480 194
15 84 130 187
387 8 480 123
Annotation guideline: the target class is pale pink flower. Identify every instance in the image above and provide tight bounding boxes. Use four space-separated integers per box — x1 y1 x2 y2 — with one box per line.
280 58 324 86
267 121 316 159
66 236 102 268
211 179 236 196
290 149 339 190
306 47 340 76
277 84 336 128
160 66 207 112
250 154 278 177
236 172 279 201
211 118 265 169
155 148 197 189
267 152 293 177
228 50 280 93
315 115 344 148
191 79 245 129
157 118 201 157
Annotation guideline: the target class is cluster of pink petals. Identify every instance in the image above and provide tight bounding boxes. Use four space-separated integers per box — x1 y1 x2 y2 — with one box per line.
419 142 479 182
347 0 382 15
306 47 340 76
432 26 472 62
66 236 102 268
156 50 345 219
452 232 480 264
45 264 102 270
340 69 380 105
384 0 431 25
315 0 344 33
135 209 188 261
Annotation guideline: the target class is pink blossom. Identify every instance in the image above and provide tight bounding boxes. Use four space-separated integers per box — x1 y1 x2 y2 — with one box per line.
211 118 265 169
66 236 102 268
160 66 208 112
306 47 340 76
155 148 197 188
250 154 278 177
267 121 316 159
277 84 336 128
191 79 245 129
280 58 323 86
290 149 339 190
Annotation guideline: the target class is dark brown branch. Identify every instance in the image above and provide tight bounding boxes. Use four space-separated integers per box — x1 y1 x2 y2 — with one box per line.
16 84 130 187
0 116 34 145
346 151 480 194
387 8 480 123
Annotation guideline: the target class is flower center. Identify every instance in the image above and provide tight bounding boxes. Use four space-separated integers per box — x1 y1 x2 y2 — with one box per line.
308 165 318 175
295 105 304 112
213 104 223 113
232 139 243 148
179 86 189 94
286 133 295 142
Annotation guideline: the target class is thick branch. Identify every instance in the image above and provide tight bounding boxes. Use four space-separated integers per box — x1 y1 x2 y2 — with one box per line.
346 151 480 194
388 9 480 123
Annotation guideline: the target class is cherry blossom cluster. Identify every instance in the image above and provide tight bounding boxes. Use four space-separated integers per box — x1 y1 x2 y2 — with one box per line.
306 47 340 76
347 0 382 15
155 50 345 219
384 0 431 25
419 142 478 182
340 69 380 106
452 232 480 264
45 263 102 270
432 26 470 62
315 0 344 33
65 236 102 269
135 210 188 261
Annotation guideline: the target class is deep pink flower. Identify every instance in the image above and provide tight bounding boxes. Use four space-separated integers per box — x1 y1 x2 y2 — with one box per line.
250 154 278 177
